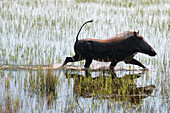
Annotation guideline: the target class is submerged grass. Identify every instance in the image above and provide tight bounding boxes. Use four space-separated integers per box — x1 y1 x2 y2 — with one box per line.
26 69 59 99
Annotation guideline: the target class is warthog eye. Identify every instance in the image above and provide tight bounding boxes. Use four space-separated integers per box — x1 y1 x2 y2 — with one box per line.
138 36 143 40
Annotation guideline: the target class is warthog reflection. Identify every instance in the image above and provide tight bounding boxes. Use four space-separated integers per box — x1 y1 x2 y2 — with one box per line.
65 71 155 104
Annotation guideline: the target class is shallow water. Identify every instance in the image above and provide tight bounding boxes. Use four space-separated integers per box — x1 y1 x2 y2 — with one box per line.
0 0 169 113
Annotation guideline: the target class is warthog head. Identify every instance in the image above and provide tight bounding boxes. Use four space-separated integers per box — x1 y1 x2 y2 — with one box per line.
134 31 157 56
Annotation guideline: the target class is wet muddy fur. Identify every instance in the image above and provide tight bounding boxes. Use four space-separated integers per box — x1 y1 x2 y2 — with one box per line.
62 20 157 71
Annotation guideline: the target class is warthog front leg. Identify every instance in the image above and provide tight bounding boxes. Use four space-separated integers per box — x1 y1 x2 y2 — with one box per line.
84 59 92 68
62 54 83 66
110 60 117 70
124 58 146 69
109 61 117 77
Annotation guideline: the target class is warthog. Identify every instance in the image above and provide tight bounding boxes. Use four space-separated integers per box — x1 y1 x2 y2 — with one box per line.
62 20 157 70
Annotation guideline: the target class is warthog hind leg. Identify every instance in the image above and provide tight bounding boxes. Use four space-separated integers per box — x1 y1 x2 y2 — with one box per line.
62 54 83 66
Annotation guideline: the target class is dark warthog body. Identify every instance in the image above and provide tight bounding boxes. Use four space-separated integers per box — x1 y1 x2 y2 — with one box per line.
63 20 157 69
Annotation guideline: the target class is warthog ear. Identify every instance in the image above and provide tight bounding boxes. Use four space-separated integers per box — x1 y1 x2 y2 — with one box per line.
137 30 139 34
134 31 137 37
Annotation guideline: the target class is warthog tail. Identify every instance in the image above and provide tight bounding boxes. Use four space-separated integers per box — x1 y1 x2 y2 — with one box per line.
76 20 93 42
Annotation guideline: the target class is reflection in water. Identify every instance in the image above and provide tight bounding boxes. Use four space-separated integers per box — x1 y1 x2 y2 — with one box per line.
65 71 155 105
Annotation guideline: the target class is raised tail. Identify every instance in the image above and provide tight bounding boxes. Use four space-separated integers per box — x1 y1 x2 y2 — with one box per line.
76 20 93 42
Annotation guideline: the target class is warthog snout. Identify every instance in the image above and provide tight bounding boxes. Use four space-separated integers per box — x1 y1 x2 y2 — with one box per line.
148 47 157 56
137 38 157 57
